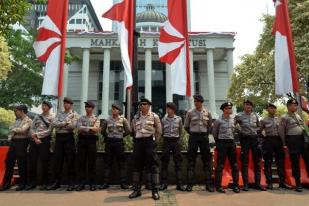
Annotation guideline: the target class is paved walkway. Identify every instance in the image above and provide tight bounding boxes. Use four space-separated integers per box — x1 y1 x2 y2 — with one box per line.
0 186 308 206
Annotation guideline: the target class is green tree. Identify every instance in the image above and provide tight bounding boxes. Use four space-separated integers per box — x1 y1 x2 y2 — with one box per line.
228 0 309 107
0 29 43 108
0 35 12 80
0 0 30 34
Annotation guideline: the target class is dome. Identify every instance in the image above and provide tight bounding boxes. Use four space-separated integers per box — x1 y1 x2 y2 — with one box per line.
136 4 167 23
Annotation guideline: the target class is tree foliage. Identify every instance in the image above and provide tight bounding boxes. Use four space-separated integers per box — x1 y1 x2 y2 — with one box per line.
228 0 309 107
0 35 12 80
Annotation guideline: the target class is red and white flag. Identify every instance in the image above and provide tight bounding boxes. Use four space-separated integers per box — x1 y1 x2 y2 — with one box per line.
33 0 69 97
158 0 191 96
273 0 299 95
102 0 134 88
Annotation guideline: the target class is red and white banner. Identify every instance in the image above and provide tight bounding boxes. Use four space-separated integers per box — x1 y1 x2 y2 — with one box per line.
33 0 69 97
102 0 134 89
158 0 191 96
273 0 299 95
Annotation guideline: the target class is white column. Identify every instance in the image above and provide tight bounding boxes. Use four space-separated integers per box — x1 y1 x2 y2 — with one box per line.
166 64 173 102
101 48 111 118
189 49 195 108
80 48 90 114
187 0 191 31
227 49 234 84
62 63 69 97
207 49 217 118
145 48 152 100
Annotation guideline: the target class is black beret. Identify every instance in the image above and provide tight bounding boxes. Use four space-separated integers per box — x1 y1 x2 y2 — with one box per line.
287 98 298 106
84 100 95 108
266 103 277 109
112 103 121 111
220 102 233 110
166 102 177 111
42 100 52 109
15 105 28 113
244 99 254 106
63 97 74 104
193 94 204 102
140 97 152 105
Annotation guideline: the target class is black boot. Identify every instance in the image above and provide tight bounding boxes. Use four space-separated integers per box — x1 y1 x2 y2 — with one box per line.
129 172 141 198
206 184 214 192
48 181 60 190
279 181 291 190
100 170 110 190
25 183 36 191
159 183 168 191
175 171 186 191
216 186 225 193
232 184 240 193
39 185 48 191
243 183 249 191
152 189 160 200
67 184 75 191
254 184 266 191
186 184 193 192
145 173 152 190
89 185 96 191
99 183 110 190
75 184 85 191
176 184 186 191
120 183 129 190
16 184 26 191
266 182 273 190
295 179 302 192
0 182 11 191
129 187 142 199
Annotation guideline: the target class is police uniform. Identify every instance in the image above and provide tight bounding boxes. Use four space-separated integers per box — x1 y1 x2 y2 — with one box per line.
213 102 240 193
129 98 162 200
235 100 264 191
159 102 185 191
0 105 32 191
184 94 213 192
279 99 309 192
100 103 131 190
75 101 100 191
27 101 55 190
49 97 79 191
260 103 288 190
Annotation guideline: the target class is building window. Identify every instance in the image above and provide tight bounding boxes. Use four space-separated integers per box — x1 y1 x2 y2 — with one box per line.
76 19 82 24
69 19 75 24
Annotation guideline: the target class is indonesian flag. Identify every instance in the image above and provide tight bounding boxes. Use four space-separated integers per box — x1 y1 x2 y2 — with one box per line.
102 0 134 88
158 0 191 96
33 0 69 97
273 0 299 95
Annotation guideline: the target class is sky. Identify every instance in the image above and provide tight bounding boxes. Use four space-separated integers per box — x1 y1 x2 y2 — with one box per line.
90 0 276 65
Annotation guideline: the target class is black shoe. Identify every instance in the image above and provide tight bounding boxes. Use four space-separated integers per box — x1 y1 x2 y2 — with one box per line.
266 183 273 190
120 183 129 190
216 187 225 193
279 182 291 190
39 185 48 191
176 185 186 191
67 185 75 191
25 184 36 191
233 186 240 193
159 183 168 191
295 184 303 192
48 182 60 190
99 183 110 190
0 183 11 191
206 184 215 192
16 184 26 191
75 184 85 191
243 184 249 191
152 190 160 200
254 184 266 191
89 185 96 191
186 185 193 192
129 190 142 199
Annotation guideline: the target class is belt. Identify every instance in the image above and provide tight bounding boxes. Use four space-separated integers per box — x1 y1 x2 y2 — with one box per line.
79 134 98 139
190 132 207 136
106 137 123 143
56 133 74 137
240 133 258 138
163 137 180 142
134 136 154 142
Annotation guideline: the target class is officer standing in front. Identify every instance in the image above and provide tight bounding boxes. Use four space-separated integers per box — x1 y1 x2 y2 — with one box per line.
159 102 186 191
235 100 265 191
75 101 100 191
279 99 309 192
213 102 240 193
48 97 79 191
260 103 290 190
27 101 55 191
184 94 214 192
0 105 32 191
129 97 162 200
100 103 131 190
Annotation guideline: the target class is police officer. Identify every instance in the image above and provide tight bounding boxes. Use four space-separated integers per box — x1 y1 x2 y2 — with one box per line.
213 102 240 193
26 101 55 191
100 103 131 190
260 103 290 190
75 101 100 191
0 105 32 191
184 94 214 192
49 97 79 191
129 97 162 200
235 100 265 191
279 99 309 192
159 102 186 191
